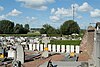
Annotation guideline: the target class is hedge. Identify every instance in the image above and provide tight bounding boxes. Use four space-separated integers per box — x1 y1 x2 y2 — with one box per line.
40 40 81 45
0 34 41 37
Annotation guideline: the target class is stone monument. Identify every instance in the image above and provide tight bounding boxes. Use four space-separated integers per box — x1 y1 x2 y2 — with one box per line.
16 45 25 64
42 36 50 58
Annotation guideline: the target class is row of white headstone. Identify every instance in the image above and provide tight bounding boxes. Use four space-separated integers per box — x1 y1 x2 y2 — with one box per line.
28 44 80 53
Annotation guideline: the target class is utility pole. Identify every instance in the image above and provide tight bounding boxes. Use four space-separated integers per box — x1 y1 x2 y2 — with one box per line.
72 4 75 21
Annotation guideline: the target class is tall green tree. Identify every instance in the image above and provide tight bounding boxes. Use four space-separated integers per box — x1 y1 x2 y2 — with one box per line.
60 20 80 35
14 24 29 34
0 20 14 34
40 24 57 34
24 24 29 30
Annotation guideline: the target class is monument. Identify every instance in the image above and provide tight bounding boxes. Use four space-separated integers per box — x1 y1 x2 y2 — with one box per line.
16 45 25 64
42 36 50 58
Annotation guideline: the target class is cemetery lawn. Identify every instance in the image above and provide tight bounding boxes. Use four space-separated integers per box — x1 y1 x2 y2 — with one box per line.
49 40 81 45
0 34 41 37
40 40 81 45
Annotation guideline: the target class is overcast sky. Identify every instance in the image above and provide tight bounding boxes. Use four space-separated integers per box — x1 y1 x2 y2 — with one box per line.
0 0 100 29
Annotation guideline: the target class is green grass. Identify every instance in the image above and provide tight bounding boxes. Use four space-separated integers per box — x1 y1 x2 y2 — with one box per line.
40 40 81 45
0 34 41 37
50 40 81 45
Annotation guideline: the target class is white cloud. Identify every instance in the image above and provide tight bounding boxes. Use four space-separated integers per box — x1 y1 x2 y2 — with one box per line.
26 16 37 23
51 8 55 14
90 9 100 17
50 8 75 22
7 9 22 16
71 2 93 12
77 16 83 19
0 6 4 11
55 8 73 17
50 2 94 22
0 9 22 20
0 15 6 20
78 2 93 12
49 15 60 22
16 0 55 10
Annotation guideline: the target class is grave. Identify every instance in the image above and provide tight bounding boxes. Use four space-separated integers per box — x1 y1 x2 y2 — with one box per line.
52 45 56 52
61 45 65 52
76 46 80 54
42 37 50 47
71 45 74 52
40 44 43 51
41 37 50 58
8 48 16 59
34 38 40 51
48 44 51 51
33 44 36 50
29 43 33 50
57 45 60 52
66 45 70 53
16 45 25 64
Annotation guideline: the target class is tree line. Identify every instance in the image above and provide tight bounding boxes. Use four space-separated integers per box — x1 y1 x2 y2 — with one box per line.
40 20 80 35
0 20 29 34
0 20 80 35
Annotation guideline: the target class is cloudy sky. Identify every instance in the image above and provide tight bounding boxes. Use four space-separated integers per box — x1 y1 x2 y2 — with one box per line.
0 0 100 29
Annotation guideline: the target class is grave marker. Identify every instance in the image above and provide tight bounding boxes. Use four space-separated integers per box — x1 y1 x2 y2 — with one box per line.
76 46 80 53
66 45 70 53
61 45 65 52
52 45 56 52
71 45 74 52
48 44 51 51
16 45 24 64
57 45 60 52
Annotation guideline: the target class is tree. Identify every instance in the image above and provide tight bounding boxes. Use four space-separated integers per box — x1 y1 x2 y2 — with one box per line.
24 24 29 30
14 24 29 34
60 20 80 35
0 20 14 34
40 24 57 34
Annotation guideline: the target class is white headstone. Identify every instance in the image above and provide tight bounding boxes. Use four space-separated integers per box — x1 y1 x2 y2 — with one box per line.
66 45 70 53
71 45 74 52
33 44 36 50
57 45 60 52
8 49 13 58
16 45 24 64
61 45 65 52
29 44 33 50
36 44 40 51
12 50 17 60
40 44 43 51
3 41 7 45
48 44 51 51
34 38 39 44
17 38 22 42
52 45 56 52
76 46 80 53
29 39 33 44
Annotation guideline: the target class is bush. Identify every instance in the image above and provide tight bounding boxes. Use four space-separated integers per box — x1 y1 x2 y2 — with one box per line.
50 40 81 45
47 34 62 37
40 40 81 45
0 34 41 37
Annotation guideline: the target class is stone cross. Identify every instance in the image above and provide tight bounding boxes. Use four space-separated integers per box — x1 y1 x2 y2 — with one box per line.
42 37 50 47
